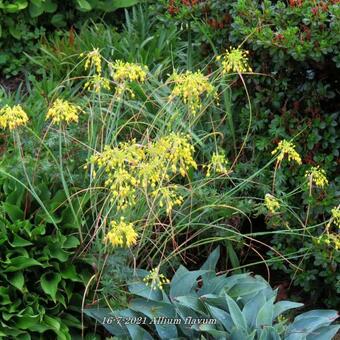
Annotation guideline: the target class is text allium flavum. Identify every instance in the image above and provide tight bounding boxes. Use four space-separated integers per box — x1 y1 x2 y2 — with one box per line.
0 105 29 131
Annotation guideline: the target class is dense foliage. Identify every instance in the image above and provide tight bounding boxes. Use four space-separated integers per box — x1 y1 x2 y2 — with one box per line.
0 1 339 339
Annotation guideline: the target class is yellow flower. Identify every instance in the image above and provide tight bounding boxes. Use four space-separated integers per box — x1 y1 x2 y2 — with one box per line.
110 60 148 83
46 99 81 125
271 140 302 165
305 166 328 189
82 48 102 74
264 194 280 213
205 151 229 177
331 206 340 229
143 267 170 290
152 186 184 215
89 133 195 213
84 75 111 93
169 70 215 115
218 47 252 74
316 234 340 251
90 141 145 210
0 104 29 131
104 217 138 248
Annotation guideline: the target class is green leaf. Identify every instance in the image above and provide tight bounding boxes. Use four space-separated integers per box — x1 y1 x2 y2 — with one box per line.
255 296 275 327
2 202 24 222
77 0 92 11
242 291 266 328
40 272 62 302
225 293 247 331
29 3 45 17
4 256 42 272
201 246 220 272
170 267 207 299
10 234 33 247
273 301 303 319
306 325 340 340
7 272 25 291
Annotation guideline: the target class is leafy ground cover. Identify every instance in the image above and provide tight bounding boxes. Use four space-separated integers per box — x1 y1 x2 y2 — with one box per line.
0 1 339 339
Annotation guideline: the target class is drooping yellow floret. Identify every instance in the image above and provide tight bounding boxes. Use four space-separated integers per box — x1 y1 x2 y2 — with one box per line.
82 48 102 74
111 60 148 83
305 166 328 189
143 267 170 291
152 186 184 215
205 151 229 177
217 47 252 74
104 217 138 248
84 75 111 93
46 99 81 125
264 193 280 213
271 140 302 165
89 133 196 213
0 105 29 131
169 70 215 115
331 206 340 229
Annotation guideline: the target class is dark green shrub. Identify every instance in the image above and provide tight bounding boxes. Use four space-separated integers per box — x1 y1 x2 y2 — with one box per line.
0 0 140 76
151 0 340 307
0 165 91 338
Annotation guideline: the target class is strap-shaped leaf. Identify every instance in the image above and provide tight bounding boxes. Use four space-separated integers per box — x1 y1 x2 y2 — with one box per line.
169 266 207 299
273 301 304 319
225 293 248 331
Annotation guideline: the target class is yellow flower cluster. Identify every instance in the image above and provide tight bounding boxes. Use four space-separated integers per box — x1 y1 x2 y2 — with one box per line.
217 47 252 74
110 60 148 98
143 267 170 290
111 60 148 83
169 70 215 115
331 206 340 229
316 234 340 251
83 48 102 74
205 151 229 177
152 186 184 215
104 217 138 248
264 194 280 213
0 105 28 131
90 133 196 212
305 166 328 189
46 99 81 125
271 140 302 165
84 74 111 93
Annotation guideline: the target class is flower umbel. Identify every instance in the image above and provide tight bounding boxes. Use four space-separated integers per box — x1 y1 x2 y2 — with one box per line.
82 48 102 74
89 133 196 213
205 151 229 177
152 186 184 215
331 206 340 229
0 105 29 131
46 99 81 125
264 194 280 213
217 47 252 74
104 217 138 248
169 70 215 115
271 140 302 165
143 267 170 290
305 166 328 189
84 75 111 93
111 60 148 83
